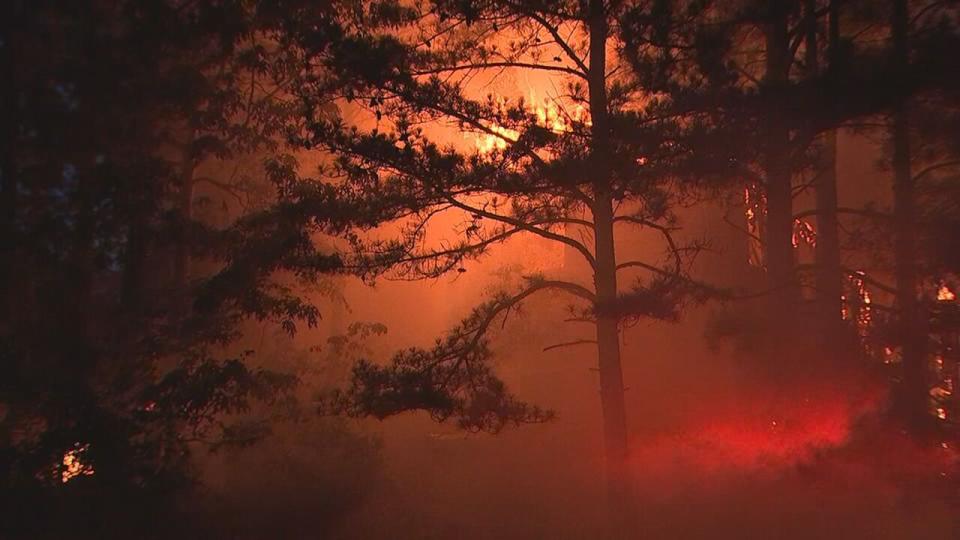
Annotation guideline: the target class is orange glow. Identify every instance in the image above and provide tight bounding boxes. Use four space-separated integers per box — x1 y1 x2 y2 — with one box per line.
842 271 873 347
528 89 590 134
937 407 948 421
744 184 764 267
629 385 884 480
473 90 589 155
792 218 816 249
474 123 520 154
60 443 94 484
937 283 956 301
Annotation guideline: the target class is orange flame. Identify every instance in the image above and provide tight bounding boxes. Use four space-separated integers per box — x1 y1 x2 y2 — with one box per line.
937 284 956 302
60 443 94 484
473 90 589 155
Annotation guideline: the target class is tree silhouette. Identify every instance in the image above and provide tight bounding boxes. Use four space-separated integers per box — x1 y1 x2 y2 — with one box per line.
0 1 343 536
278 1 741 534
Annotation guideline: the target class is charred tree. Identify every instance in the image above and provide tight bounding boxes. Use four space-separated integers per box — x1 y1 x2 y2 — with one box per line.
891 0 929 433
762 1 799 321
813 0 845 343
174 127 197 314
285 3 725 536
586 2 636 533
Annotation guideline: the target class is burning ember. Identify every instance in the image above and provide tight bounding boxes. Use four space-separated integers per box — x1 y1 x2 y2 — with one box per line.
841 271 873 352
59 443 94 484
744 184 765 267
630 385 883 482
473 90 589 155
474 123 520 154
792 218 816 249
937 283 956 302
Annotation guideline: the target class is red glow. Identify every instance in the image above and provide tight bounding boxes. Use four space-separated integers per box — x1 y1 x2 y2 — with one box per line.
629 384 884 482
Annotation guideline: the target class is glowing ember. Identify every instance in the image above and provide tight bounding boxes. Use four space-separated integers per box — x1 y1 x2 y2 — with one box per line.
629 385 884 482
843 271 873 348
473 90 589 155
475 123 520 154
60 443 94 484
792 218 816 248
937 407 948 421
937 283 956 301
528 89 590 134
744 184 765 267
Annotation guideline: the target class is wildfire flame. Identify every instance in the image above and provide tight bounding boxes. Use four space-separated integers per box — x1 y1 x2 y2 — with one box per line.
60 443 94 484
792 218 816 249
474 123 520 154
528 89 590 134
842 271 873 351
473 90 589 155
744 184 765 267
937 283 956 302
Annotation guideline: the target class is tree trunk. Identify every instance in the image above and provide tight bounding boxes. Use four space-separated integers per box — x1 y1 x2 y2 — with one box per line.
814 0 845 343
174 129 196 316
594 194 635 538
587 2 636 537
0 8 20 327
122 220 147 314
891 0 929 433
763 1 798 320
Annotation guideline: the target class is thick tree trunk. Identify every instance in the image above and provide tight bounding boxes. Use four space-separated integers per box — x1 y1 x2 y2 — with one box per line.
0 9 20 327
587 2 635 537
815 132 843 330
593 195 635 538
891 0 929 433
121 218 147 314
814 0 845 343
763 1 798 319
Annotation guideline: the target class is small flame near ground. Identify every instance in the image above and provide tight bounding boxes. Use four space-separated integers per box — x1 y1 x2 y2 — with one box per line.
59 443 94 484
937 283 956 302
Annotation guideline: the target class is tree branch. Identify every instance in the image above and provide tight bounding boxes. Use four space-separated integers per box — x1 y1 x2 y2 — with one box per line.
413 61 587 79
515 8 589 76
442 195 598 270
793 206 892 221
543 339 596 352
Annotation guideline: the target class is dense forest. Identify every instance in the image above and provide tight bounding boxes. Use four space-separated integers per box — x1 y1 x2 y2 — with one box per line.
3 0 960 538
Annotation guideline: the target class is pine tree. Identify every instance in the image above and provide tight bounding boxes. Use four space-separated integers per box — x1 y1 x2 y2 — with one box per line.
281 1 734 534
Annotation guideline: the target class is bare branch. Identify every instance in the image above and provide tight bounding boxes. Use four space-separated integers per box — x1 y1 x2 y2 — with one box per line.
442 195 598 270
194 176 245 206
543 339 596 352
913 160 960 182
413 61 587 79
613 215 684 273
513 7 589 75
793 206 893 221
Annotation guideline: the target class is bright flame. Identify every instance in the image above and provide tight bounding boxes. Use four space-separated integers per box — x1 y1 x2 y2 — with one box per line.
528 89 590 134
792 218 816 249
473 90 590 155
60 443 94 484
744 184 765 267
937 284 956 301
843 271 873 351
474 123 520 154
